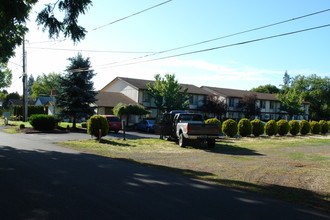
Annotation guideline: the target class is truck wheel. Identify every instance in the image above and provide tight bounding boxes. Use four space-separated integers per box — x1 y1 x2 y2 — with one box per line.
179 133 187 147
207 139 215 148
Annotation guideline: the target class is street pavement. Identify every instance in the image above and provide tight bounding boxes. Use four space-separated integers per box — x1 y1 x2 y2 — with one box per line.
0 130 329 220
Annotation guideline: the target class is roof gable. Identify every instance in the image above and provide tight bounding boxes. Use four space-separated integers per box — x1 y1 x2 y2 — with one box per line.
95 91 137 107
36 97 54 105
117 77 212 95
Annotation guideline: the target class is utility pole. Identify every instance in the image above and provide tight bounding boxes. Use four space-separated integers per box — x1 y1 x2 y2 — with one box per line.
22 36 28 122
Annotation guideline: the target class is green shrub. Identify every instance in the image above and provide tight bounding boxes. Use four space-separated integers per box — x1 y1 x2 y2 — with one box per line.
319 120 328 134
289 120 300 136
19 124 25 129
251 119 264 137
264 120 278 136
222 119 238 137
277 119 289 136
29 114 56 131
310 121 320 134
205 118 221 133
328 121 330 132
299 120 310 135
87 115 109 140
81 122 88 128
238 118 251 137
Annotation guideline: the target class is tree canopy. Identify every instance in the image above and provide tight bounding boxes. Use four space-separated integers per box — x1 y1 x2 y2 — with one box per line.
0 64 12 89
30 73 61 99
201 95 227 119
0 0 91 88
147 74 189 113
250 84 280 94
55 53 96 128
237 93 261 119
276 72 330 120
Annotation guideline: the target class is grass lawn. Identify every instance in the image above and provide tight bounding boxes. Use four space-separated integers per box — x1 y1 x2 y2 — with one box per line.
0 118 82 133
60 135 330 212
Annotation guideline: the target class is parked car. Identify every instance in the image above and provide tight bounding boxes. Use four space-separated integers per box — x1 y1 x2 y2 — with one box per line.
102 115 122 133
134 119 155 133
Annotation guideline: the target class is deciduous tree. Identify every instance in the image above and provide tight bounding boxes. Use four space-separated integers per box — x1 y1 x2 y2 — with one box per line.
147 74 189 113
237 93 261 119
251 84 280 94
201 95 227 119
30 73 61 99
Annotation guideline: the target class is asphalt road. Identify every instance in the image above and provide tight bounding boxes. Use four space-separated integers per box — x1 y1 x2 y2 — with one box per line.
0 130 329 220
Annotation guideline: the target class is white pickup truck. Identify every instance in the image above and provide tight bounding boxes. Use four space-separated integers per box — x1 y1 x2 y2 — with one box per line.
156 112 220 148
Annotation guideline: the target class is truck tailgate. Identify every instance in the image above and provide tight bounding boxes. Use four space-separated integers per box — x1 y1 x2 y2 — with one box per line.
187 123 219 135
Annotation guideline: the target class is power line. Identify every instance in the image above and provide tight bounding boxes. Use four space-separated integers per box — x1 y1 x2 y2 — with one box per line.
27 47 157 54
8 61 22 67
98 23 330 68
90 0 173 32
94 8 330 67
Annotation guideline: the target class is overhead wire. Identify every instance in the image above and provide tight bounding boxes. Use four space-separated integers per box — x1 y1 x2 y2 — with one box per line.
95 23 330 69
94 8 330 67
90 0 173 32
26 47 157 54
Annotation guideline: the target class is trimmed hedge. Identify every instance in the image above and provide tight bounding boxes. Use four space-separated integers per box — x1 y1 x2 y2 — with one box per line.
310 121 320 134
251 119 264 137
13 105 47 117
277 119 289 136
300 120 310 135
265 120 278 136
238 118 251 137
289 120 300 136
205 118 221 133
29 114 55 131
319 120 328 134
87 115 109 140
222 119 238 137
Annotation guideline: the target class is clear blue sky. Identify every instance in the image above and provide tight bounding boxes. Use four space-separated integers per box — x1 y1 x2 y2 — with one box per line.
7 0 330 94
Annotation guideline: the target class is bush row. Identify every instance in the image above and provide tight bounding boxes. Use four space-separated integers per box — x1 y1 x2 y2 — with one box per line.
206 118 329 137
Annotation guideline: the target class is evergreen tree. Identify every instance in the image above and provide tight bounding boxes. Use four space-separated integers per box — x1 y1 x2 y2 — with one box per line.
56 53 96 129
27 75 35 97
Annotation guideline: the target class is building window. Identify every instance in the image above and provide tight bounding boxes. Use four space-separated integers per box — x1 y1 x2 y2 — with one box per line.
189 95 199 105
228 98 235 107
269 101 274 110
260 100 266 109
143 92 151 102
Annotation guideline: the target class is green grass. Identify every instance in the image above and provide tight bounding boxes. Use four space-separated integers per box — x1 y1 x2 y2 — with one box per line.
60 135 330 212
3 128 19 134
58 122 83 129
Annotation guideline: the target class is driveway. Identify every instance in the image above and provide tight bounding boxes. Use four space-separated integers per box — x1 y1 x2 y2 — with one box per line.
0 130 329 219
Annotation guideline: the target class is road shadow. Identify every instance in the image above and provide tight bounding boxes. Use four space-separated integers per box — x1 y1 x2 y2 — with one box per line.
0 145 328 219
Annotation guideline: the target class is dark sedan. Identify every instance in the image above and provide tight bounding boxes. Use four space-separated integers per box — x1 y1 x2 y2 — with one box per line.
134 119 155 133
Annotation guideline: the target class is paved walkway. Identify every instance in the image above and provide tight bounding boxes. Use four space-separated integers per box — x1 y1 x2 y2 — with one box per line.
0 130 329 219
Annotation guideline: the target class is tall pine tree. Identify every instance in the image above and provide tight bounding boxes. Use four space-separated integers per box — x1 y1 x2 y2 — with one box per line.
56 53 96 128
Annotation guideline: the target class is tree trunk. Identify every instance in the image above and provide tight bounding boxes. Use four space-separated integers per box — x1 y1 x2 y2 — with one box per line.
72 115 77 129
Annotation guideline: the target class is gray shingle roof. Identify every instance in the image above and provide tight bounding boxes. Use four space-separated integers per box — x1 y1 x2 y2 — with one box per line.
118 77 212 95
36 97 54 105
201 86 278 101
95 91 137 107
